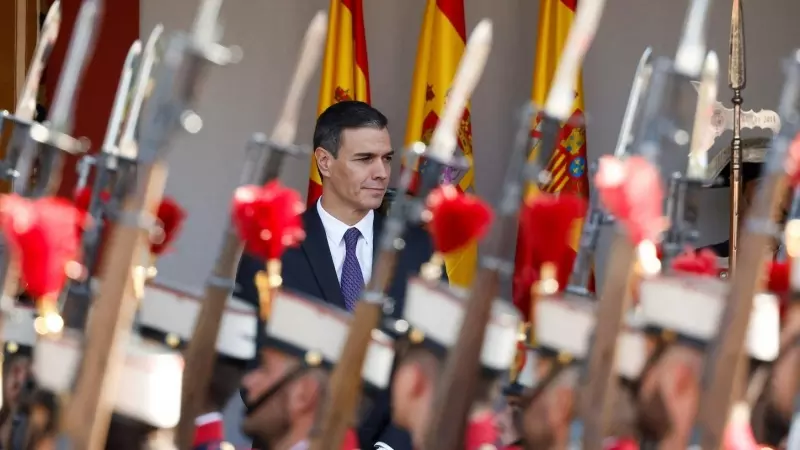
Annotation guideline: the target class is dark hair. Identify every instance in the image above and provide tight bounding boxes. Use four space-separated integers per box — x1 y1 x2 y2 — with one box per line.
313 101 388 158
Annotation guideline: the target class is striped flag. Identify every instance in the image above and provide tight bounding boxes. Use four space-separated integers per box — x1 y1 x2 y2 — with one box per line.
514 0 592 297
404 0 477 288
307 0 371 207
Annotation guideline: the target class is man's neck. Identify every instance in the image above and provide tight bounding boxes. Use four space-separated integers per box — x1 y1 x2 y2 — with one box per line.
320 195 369 226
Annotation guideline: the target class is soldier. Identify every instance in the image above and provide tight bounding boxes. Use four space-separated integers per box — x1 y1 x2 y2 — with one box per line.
30 329 184 449
374 278 521 450
136 283 258 450
512 297 647 449
635 274 779 447
0 300 37 442
240 290 393 450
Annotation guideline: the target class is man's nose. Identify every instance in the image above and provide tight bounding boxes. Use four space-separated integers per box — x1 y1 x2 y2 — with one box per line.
372 159 389 180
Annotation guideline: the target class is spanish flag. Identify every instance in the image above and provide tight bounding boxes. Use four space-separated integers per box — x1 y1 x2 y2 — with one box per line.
307 0 371 207
404 0 477 288
514 0 592 297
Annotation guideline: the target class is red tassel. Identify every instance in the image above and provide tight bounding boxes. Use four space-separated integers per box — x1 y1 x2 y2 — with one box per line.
0 195 85 299
786 132 800 187
670 248 719 276
151 197 187 256
426 185 493 254
595 156 666 244
232 181 306 260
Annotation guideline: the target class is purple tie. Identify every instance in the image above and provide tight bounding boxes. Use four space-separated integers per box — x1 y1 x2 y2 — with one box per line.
340 228 364 311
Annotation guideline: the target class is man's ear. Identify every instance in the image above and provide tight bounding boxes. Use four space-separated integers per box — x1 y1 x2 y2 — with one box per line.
315 147 334 178
393 362 427 400
288 374 321 416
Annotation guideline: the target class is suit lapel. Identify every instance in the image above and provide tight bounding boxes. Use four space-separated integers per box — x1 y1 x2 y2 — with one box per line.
301 206 346 308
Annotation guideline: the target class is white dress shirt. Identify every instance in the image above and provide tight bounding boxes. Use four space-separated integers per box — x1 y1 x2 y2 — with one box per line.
317 199 374 285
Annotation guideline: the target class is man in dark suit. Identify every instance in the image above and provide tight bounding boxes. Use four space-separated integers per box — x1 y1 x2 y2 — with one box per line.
237 101 443 450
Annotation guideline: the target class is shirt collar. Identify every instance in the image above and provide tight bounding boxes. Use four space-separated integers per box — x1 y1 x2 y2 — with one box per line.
317 199 374 246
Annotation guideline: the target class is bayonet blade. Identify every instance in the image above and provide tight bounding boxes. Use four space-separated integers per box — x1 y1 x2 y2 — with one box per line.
729 0 745 90
48 0 103 133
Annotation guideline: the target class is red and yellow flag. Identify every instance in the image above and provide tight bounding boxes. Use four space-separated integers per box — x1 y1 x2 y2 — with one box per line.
404 0 477 288
307 0 371 207
514 0 592 297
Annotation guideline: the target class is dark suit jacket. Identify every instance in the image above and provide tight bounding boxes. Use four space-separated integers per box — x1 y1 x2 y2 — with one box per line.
236 206 444 450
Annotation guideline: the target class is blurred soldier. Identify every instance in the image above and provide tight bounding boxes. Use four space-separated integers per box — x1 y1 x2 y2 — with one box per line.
240 291 393 450
30 330 184 449
0 300 37 442
137 284 258 450
635 273 779 447
512 298 647 449
375 278 521 450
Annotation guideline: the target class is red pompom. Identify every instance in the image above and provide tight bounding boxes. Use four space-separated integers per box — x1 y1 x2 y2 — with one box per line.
151 197 186 256
595 156 666 244
426 185 493 254
0 195 85 299
669 249 719 276
786 133 800 187
232 181 306 260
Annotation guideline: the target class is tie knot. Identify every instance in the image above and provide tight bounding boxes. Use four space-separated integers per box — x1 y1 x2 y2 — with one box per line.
343 227 361 250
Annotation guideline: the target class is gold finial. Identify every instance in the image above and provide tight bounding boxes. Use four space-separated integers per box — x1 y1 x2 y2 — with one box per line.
408 328 425 344
420 252 445 281
556 351 573 365
535 262 559 296
34 298 63 336
305 350 323 367
256 259 283 322
661 329 677 343
165 333 180 348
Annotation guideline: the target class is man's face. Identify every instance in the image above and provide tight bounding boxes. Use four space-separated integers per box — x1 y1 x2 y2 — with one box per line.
2 354 31 411
390 360 434 447
240 349 294 441
316 127 393 212
637 345 702 444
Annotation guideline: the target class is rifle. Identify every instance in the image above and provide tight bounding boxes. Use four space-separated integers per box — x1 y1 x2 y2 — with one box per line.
310 20 493 450
175 12 327 449
60 25 163 332
0 0 101 330
60 1 238 447
579 0 714 446
693 52 800 450
0 0 61 187
424 2 606 447
566 48 652 304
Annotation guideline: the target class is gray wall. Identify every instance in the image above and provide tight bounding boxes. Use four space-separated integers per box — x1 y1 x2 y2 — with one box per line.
140 0 800 293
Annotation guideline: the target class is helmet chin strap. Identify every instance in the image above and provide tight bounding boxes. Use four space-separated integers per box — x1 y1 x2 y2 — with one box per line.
244 365 309 417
